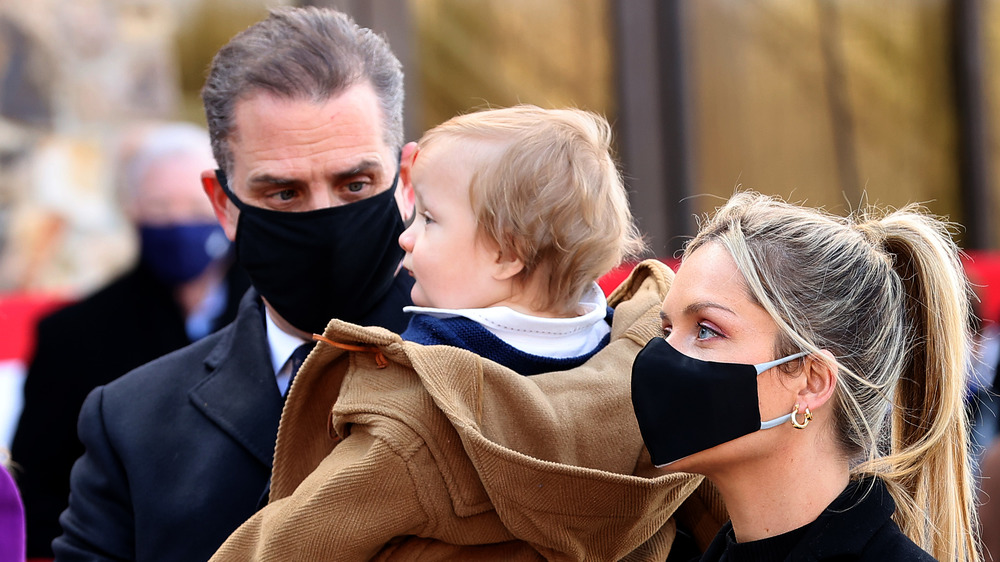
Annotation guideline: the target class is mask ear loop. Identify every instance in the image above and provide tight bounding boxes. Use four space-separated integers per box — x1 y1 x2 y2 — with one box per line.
753 351 809 375
755 351 809 430
760 413 792 429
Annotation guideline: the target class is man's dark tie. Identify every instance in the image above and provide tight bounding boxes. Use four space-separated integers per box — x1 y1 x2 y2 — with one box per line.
286 342 314 394
260 342 316 508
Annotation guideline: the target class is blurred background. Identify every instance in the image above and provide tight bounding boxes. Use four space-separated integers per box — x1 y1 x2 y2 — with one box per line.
2 0 999 292
3 0 1000 446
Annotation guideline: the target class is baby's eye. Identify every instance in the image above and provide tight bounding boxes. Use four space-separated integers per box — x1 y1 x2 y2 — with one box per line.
421 211 435 224
696 324 720 340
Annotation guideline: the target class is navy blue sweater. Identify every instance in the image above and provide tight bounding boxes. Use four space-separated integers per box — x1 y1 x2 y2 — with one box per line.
401 311 612 376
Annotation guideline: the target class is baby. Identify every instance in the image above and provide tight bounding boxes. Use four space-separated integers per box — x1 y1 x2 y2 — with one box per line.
398 104 645 375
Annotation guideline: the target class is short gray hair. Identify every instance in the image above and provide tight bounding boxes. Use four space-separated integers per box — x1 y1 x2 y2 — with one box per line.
201 6 404 175
119 122 213 206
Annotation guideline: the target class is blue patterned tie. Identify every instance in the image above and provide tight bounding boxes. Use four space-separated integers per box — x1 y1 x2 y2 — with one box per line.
286 342 313 394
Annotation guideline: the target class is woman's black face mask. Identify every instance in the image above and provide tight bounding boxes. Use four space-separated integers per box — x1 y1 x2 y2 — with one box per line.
216 169 405 334
631 337 807 467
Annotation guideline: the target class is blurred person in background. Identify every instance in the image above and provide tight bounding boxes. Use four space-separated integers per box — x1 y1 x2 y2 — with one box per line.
975 341 1000 560
978 437 1000 560
11 122 248 559
1 449 25 562
53 7 414 561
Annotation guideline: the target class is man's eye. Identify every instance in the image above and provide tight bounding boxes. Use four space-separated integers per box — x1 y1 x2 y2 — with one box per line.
347 181 366 193
276 189 296 201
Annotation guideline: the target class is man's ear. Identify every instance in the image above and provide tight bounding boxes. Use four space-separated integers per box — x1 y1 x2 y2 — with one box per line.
396 142 418 222
796 349 838 412
201 169 237 241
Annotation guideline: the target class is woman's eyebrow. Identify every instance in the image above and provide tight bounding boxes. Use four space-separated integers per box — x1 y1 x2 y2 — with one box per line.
660 301 737 323
685 301 736 316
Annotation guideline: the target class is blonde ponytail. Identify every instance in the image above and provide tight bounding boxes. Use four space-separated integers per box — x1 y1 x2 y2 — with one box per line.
857 211 978 562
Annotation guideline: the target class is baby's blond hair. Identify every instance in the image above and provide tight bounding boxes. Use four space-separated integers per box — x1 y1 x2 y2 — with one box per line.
419 105 645 314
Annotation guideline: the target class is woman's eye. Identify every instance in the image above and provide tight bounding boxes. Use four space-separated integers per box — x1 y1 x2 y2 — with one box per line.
696 324 720 340
347 181 367 193
661 326 672 338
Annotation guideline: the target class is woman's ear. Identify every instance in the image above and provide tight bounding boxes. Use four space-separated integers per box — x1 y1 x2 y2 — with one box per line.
797 349 838 411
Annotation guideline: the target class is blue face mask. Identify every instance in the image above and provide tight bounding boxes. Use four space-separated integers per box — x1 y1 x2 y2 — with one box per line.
138 222 231 287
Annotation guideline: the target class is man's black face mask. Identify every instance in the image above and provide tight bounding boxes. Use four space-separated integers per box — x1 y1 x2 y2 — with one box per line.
216 169 404 334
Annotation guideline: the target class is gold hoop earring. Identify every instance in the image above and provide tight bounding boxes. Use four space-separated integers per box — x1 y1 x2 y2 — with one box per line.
790 403 812 429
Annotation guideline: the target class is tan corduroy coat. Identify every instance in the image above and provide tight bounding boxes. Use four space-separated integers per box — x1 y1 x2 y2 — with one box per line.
211 260 722 561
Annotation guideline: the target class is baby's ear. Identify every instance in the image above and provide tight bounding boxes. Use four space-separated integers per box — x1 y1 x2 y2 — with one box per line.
492 250 524 282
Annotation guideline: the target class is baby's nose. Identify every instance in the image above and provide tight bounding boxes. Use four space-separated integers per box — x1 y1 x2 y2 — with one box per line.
399 224 414 251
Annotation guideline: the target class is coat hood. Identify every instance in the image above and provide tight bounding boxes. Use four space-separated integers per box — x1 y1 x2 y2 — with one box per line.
252 260 703 561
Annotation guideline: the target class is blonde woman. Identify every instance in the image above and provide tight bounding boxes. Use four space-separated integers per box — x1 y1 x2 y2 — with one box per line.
631 192 978 561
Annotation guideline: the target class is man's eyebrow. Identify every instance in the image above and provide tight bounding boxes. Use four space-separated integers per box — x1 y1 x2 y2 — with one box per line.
247 159 384 187
333 159 382 182
248 174 296 186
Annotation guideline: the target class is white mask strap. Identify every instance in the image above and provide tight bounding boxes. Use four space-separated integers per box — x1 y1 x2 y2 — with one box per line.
760 413 793 429
753 351 809 375
756 351 809 430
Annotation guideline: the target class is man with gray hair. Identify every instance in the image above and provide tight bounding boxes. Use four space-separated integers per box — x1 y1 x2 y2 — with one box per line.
55 7 414 561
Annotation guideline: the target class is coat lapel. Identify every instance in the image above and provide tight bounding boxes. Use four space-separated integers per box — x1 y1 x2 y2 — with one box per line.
189 288 284 467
